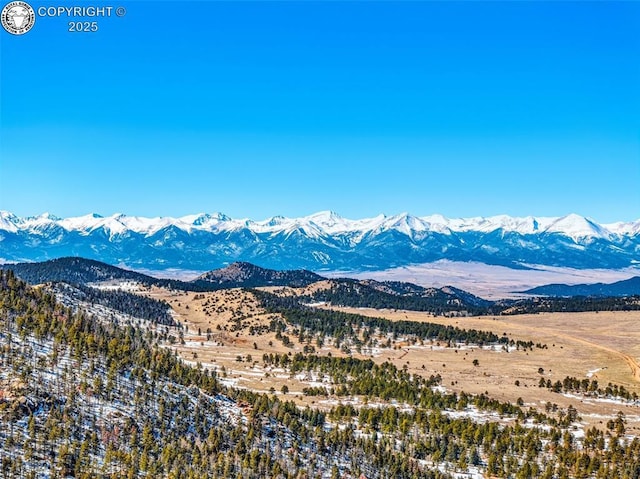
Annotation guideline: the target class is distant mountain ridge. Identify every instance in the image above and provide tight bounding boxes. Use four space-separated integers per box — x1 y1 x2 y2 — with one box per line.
522 276 640 297
0 257 324 291
4 257 639 315
1 257 495 313
1 211 639 271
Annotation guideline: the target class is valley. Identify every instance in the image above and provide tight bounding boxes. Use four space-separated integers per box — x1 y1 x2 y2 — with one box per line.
4 258 640 478
4 1 638 476
137 284 640 436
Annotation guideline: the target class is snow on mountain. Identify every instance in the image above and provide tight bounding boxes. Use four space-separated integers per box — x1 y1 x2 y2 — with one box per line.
604 219 640 237
57 212 104 231
378 213 430 237
0 211 20 233
58 213 129 237
178 212 235 231
416 214 557 235
305 210 348 232
543 213 612 241
1 210 638 272
4 210 634 240
418 214 453 234
15 212 63 236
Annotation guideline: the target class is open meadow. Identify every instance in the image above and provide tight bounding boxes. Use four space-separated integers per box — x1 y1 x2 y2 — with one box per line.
142 286 640 435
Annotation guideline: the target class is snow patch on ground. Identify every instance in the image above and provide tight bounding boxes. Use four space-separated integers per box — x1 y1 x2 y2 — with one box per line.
586 367 603 378
562 392 640 406
89 280 142 292
443 406 513 424
294 372 332 388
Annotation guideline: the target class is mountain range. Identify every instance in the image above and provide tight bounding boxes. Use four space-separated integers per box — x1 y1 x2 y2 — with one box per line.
1 210 639 271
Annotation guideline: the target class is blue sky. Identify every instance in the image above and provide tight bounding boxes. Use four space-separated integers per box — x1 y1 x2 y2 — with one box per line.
1 1 639 222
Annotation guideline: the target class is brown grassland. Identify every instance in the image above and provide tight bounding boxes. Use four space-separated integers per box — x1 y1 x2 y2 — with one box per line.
142 286 640 434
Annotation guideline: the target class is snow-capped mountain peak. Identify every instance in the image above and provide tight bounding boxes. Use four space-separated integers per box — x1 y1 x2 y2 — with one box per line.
1 211 638 272
1 211 636 240
544 213 610 241
0 211 20 233
605 219 640 236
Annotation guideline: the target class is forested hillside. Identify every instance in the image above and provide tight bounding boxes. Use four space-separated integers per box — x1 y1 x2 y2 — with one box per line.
3 270 640 477
255 289 511 350
49 281 177 326
305 280 492 315
2 257 212 292
499 295 640 314
195 262 324 289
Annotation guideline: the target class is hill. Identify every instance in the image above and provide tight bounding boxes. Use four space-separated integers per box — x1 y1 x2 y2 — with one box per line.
2 256 153 284
0 270 363 478
302 278 492 315
522 276 640 297
50 281 177 326
2 257 326 291
5 271 640 477
0 256 212 291
4 257 639 316
194 261 324 288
